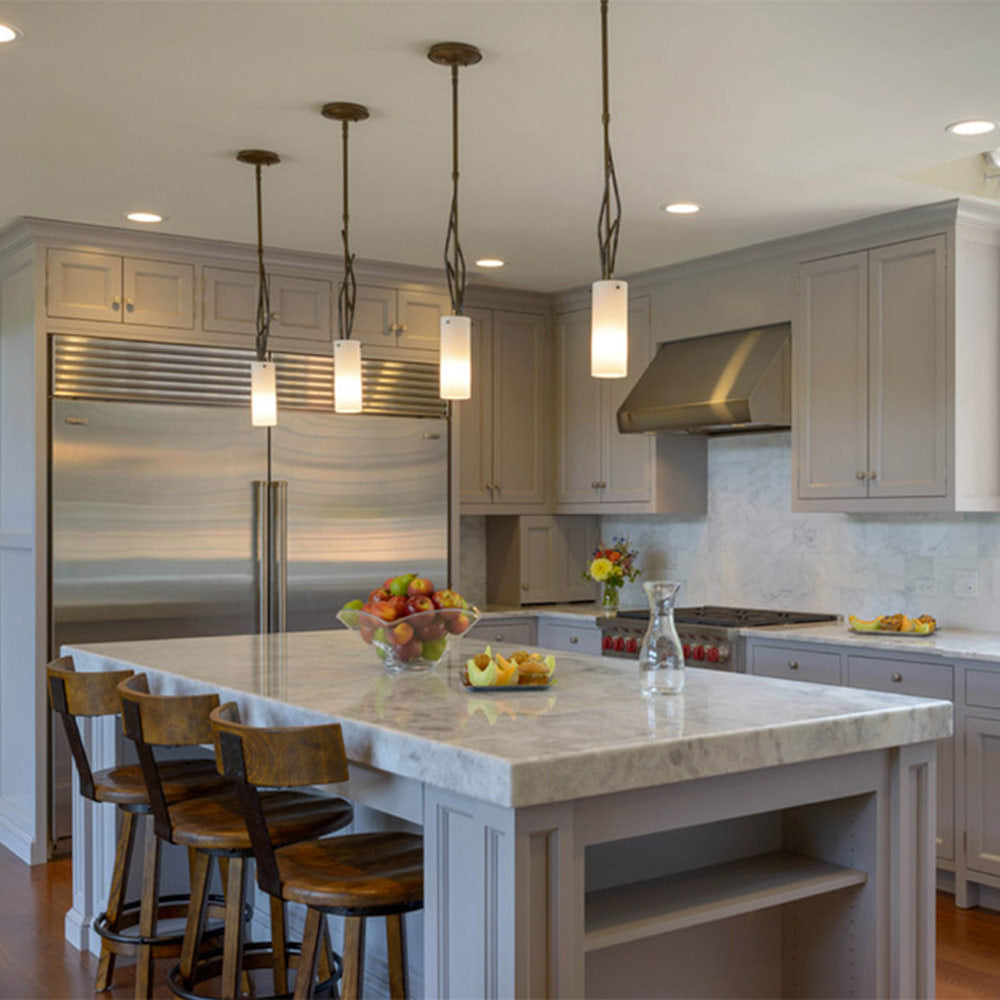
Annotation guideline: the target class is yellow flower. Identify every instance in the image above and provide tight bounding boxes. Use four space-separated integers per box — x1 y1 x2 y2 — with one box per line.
590 557 614 581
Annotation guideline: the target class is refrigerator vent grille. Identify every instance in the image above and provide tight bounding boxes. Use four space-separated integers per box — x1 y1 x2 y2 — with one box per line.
51 335 448 418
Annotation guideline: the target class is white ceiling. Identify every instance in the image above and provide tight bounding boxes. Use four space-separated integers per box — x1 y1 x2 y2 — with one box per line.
1 0 998 292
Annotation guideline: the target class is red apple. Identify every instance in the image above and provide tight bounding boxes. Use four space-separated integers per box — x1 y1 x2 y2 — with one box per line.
433 589 463 609
369 600 400 623
406 594 435 616
368 586 392 603
407 577 435 599
418 617 448 641
390 621 415 646
446 611 471 635
388 594 408 616
395 637 423 662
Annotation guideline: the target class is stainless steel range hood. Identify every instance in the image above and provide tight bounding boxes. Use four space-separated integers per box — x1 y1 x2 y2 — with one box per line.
617 322 791 435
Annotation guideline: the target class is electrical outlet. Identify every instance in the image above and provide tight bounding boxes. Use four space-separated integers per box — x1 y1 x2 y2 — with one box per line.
916 578 938 597
955 571 979 599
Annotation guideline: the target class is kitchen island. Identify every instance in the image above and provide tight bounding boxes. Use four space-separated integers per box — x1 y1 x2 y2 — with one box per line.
65 630 951 999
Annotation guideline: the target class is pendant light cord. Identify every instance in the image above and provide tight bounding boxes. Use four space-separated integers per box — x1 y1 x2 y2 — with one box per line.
253 163 271 361
338 120 358 341
597 0 621 281
444 62 467 317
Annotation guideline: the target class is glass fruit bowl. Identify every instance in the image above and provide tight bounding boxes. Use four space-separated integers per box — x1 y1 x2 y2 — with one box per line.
337 605 481 674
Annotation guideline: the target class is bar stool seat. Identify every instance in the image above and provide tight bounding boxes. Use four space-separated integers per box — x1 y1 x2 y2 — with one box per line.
274 832 422 912
93 759 226 807
167 790 351 852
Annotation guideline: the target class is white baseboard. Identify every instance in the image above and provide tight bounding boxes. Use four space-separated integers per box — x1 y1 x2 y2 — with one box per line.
64 905 93 952
0 807 44 864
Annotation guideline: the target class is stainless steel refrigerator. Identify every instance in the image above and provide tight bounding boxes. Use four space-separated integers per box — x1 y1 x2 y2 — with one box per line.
49 334 449 843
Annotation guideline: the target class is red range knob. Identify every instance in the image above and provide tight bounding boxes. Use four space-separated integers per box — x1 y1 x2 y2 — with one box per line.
692 645 705 661
706 647 720 663
625 637 638 653
683 644 692 658
602 635 614 650
613 636 626 652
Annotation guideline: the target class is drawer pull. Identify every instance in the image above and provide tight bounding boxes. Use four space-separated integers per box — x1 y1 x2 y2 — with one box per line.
521 583 529 591
495 633 503 641
891 672 902 683
788 660 799 670
570 636 578 644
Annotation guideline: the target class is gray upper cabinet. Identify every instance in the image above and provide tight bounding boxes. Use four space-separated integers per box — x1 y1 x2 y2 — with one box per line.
353 284 450 354
555 297 707 515
795 235 947 508
458 308 548 512
48 248 195 330
202 266 332 347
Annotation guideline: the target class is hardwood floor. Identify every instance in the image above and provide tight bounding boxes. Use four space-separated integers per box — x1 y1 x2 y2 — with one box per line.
3 843 1000 998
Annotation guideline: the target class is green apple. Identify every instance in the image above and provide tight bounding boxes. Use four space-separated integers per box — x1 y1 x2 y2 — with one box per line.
421 637 447 661
389 573 418 597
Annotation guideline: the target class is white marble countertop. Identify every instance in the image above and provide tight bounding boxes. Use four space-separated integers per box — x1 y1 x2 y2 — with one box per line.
740 622 1000 663
66 630 951 810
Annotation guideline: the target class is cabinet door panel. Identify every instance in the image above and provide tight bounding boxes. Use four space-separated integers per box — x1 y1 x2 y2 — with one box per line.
457 308 493 505
203 266 256 334
124 258 195 329
556 309 603 504
868 236 947 498
965 716 1000 877
397 289 450 352
604 297 653 503
520 518 558 604
796 252 869 499
269 275 331 345
492 311 547 507
353 285 398 348
559 515 599 601
47 249 122 322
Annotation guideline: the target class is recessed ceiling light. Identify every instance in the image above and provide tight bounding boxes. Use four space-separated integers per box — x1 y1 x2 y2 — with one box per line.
945 119 997 136
662 202 701 215
0 22 23 43
475 258 505 268
125 211 165 224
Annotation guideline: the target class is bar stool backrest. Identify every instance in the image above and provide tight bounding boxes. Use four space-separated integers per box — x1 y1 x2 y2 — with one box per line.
209 702 349 897
118 673 221 841
46 656 135 801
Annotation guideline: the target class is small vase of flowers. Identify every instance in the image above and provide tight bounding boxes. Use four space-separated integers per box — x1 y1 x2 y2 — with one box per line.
585 537 640 614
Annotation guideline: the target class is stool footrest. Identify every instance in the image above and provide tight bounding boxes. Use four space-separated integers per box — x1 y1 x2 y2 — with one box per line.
167 941 342 1000
95 892 227 949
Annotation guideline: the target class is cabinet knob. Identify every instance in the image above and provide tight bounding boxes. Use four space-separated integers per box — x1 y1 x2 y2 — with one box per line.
270 311 279 321
494 633 503 641
125 298 134 313
591 481 600 489
788 660 799 670
387 323 398 334
867 471 877 480
599 481 607 489
111 297 121 312
856 471 866 480
891 672 902 683
522 583 529 591
398 323 408 333
570 636 578 644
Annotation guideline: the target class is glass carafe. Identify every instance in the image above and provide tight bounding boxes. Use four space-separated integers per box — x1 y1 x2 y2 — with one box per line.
639 580 685 696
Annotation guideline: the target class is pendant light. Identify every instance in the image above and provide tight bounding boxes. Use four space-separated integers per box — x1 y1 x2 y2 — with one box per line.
428 41 482 400
592 0 628 379
238 149 281 425
322 101 369 414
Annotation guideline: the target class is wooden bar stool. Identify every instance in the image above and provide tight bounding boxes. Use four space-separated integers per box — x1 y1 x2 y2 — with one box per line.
46 656 230 998
210 703 424 1000
118 674 354 999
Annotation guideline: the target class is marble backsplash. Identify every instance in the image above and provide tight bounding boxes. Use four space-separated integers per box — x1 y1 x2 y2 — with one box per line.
603 432 1000 631
461 432 1000 631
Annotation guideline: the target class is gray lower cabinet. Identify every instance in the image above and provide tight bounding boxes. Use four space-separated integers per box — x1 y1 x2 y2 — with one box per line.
750 642 842 685
468 617 536 647
847 654 955 861
965 716 1000 879
536 619 602 655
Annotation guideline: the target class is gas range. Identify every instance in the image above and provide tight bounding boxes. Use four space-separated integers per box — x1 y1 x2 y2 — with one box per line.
598 605 840 671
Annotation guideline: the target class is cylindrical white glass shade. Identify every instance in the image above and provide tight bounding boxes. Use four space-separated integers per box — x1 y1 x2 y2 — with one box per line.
439 315 472 400
334 338 363 413
250 360 277 426
591 279 629 378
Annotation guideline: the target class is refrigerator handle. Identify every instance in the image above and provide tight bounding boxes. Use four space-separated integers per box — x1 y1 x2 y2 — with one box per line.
253 481 270 635
270 481 288 633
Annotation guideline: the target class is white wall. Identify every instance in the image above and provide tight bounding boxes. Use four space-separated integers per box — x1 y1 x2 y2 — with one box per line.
602 431 1000 629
